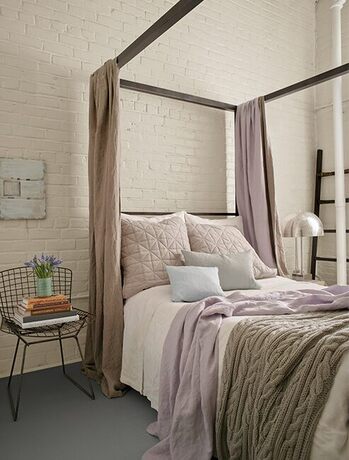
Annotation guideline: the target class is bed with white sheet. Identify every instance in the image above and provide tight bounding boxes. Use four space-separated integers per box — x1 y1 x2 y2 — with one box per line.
121 276 349 460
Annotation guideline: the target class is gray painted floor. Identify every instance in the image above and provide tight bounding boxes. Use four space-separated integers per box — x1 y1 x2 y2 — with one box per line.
0 363 157 460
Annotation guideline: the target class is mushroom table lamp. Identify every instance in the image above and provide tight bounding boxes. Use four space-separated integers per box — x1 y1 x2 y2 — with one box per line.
283 212 324 280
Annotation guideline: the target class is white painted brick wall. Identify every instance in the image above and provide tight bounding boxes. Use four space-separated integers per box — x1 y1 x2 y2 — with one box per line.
315 0 349 285
0 0 315 377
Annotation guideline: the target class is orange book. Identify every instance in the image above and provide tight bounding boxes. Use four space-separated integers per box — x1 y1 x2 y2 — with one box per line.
31 301 70 310
23 294 68 306
19 300 70 311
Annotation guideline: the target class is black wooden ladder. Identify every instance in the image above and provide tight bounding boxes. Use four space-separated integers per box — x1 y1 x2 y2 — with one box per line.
310 149 349 279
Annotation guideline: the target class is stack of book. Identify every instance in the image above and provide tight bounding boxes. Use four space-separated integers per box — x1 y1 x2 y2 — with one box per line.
14 294 79 329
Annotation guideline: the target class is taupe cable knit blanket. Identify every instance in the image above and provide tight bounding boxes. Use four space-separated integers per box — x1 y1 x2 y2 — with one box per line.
216 312 349 460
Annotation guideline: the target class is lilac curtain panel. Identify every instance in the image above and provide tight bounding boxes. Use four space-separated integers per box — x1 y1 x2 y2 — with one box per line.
84 59 125 398
235 97 288 276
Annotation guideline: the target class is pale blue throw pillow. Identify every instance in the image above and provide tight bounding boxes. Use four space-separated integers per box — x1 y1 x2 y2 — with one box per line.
166 266 224 302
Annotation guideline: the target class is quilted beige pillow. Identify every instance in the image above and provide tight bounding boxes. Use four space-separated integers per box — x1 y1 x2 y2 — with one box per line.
121 211 185 223
121 216 190 299
186 222 276 279
185 212 244 235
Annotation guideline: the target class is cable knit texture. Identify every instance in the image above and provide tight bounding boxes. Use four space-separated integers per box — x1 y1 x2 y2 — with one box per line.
143 285 349 460
216 312 349 460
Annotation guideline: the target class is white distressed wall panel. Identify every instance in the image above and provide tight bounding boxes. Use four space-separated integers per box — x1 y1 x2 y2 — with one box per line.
0 0 315 376
0 158 46 219
0 158 44 179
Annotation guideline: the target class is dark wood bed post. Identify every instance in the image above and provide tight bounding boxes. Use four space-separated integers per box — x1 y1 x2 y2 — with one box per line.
114 0 349 108
114 0 349 107
120 79 237 112
263 64 349 102
117 0 237 113
116 0 205 69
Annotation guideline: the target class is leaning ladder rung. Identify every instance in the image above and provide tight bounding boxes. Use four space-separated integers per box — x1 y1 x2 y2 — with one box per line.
324 229 349 233
310 149 349 280
316 256 349 263
319 198 349 204
318 169 349 177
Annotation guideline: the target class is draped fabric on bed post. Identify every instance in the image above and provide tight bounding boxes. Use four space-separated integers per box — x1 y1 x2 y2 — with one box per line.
235 97 288 276
84 59 126 398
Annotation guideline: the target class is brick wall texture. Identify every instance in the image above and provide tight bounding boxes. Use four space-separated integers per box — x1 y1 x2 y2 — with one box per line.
0 0 318 375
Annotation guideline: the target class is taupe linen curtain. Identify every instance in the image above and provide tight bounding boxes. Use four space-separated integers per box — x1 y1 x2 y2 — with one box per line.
84 59 125 398
235 97 288 276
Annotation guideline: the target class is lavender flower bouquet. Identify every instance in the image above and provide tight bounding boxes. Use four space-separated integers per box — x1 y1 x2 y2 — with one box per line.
24 254 63 297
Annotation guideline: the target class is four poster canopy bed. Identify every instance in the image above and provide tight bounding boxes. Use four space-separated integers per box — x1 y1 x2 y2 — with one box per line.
84 1 349 459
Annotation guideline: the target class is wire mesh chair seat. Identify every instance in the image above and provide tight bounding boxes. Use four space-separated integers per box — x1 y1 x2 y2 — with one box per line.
1 308 91 338
0 266 93 338
0 266 95 421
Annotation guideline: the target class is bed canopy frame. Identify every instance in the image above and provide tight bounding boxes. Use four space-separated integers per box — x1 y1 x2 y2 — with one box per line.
116 0 349 282
117 0 349 107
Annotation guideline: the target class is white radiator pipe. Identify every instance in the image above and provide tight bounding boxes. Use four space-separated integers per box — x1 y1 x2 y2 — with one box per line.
331 0 347 284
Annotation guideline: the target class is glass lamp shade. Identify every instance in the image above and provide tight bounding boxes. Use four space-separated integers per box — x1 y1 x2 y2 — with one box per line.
283 212 324 238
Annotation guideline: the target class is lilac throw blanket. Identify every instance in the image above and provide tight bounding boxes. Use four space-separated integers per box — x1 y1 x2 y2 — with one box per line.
142 286 349 460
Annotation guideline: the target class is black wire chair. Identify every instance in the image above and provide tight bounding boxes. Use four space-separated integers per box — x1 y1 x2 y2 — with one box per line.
0 267 95 421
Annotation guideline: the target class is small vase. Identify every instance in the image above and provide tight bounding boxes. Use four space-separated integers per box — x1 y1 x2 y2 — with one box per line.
36 277 53 297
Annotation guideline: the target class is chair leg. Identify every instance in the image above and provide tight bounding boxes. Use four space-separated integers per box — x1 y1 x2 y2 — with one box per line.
58 333 95 400
7 338 28 422
73 336 95 399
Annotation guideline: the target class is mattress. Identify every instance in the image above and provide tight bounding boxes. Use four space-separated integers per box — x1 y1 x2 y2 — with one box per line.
121 276 349 459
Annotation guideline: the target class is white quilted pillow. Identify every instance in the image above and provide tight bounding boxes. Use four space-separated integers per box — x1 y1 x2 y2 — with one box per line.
121 216 190 299
187 222 276 279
